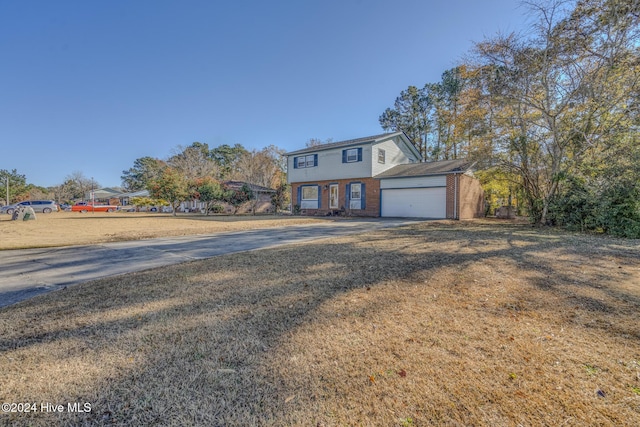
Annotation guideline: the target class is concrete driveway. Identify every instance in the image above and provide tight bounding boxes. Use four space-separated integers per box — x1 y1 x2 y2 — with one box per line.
0 218 418 309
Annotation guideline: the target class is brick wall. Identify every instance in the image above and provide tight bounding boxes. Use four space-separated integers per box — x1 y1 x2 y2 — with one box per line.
446 173 485 219
446 174 456 219
458 174 485 219
291 177 381 217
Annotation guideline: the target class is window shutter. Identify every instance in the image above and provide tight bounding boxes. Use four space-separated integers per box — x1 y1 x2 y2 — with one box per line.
317 185 322 209
293 157 299 169
342 150 347 163
297 186 302 204
345 184 350 207
361 183 366 209
314 154 318 167
357 148 363 162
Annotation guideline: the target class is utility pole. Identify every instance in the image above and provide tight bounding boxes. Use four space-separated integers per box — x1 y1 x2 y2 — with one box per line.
91 177 95 214
4 176 8 206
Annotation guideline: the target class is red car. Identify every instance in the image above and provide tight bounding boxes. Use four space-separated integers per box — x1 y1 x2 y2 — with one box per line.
71 202 118 213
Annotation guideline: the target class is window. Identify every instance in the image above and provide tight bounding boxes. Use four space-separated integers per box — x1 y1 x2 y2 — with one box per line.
305 154 315 167
302 186 318 201
350 183 361 200
348 182 365 210
378 148 386 164
342 147 363 163
300 185 320 209
346 149 358 162
295 154 317 168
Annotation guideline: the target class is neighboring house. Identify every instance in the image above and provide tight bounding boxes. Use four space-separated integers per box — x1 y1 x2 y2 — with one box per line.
85 187 123 205
221 181 276 214
181 181 276 214
286 131 484 219
119 189 150 206
101 182 277 214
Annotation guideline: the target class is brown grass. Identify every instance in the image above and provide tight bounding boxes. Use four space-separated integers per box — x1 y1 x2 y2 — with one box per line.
0 211 324 250
1 220 639 426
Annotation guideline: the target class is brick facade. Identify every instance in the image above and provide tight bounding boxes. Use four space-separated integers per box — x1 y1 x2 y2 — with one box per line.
293 173 484 219
446 173 485 219
458 173 485 219
291 177 380 217
446 174 456 219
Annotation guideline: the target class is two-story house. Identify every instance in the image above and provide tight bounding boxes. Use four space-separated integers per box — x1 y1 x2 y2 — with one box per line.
286 132 484 219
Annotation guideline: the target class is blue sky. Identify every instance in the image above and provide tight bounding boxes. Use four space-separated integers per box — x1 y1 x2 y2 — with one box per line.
0 0 530 188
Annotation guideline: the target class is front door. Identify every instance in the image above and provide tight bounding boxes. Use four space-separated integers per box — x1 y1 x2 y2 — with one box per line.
329 184 339 209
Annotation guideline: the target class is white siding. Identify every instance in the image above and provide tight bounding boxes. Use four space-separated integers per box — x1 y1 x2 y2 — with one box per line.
287 134 421 184
288 146 372 183
371 136 418 176
380 175 446 189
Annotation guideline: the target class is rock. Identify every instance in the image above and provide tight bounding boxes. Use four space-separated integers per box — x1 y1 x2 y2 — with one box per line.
495 206 516 219
12 206 37 221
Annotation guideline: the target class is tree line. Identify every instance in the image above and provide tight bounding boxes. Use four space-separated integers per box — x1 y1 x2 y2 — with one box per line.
2 142 290 217
380 0 639 237
0 169 49 204
119 142 289 216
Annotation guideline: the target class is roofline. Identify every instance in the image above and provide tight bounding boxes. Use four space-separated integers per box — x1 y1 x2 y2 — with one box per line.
285 131 408 156
374 160 477 179
395 131 422 160
377 170 465 179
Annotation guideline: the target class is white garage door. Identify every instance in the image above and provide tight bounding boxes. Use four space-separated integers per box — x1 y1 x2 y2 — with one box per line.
381 187 446 218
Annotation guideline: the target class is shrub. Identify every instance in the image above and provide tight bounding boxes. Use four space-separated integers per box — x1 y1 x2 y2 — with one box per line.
210 204 224 214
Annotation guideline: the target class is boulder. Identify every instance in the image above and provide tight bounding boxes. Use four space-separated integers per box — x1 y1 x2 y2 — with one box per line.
495 206 516 219
12 206 37 221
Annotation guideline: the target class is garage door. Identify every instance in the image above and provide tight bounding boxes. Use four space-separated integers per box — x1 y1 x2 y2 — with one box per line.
381 187 446 218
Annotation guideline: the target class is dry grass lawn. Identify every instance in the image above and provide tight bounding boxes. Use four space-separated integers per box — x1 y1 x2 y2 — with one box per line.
1 220 639 426
0 211 323 250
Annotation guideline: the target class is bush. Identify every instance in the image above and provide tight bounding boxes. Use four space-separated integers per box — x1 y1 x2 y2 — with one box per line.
549 175 640 238
548 176 599 232
598 180 640 238
209 204 224 214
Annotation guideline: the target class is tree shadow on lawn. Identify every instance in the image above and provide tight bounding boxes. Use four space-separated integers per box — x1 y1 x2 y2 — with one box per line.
1 222 639 426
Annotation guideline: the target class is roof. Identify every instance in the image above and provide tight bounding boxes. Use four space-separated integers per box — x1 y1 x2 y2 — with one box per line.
223 180 276 193
375 159 475 178
285 131 411 156
88 187 123 199
120 190 150 198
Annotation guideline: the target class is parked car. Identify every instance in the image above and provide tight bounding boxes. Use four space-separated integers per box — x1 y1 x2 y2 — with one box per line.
0 200 59 215
71 201 118 213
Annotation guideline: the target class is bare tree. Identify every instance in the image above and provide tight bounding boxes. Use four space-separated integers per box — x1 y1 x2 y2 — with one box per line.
168 143 219 181
305 137 333 148
233 147 284 189
62 171 99 200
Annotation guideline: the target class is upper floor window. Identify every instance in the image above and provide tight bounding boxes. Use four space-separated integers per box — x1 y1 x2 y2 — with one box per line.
342 147 363 163
378 148 386 164
295 154 317 168
346 149 358 162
